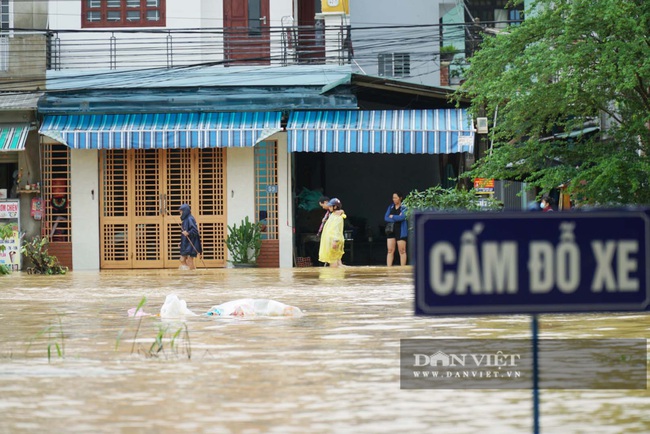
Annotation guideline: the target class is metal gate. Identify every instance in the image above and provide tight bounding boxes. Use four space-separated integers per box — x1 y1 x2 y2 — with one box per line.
99 148 227 269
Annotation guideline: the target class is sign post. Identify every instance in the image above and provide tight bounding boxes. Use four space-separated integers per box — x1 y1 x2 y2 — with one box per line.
414 209 650 433
531 314 539 434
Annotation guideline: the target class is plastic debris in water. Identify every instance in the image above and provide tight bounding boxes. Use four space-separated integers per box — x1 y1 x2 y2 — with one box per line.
205 308 222 316
160 294 197 319
127 307 152 317
207 299 304 318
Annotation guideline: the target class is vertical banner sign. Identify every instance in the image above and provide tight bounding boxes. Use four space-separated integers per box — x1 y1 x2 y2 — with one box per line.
414 210 650 315
0 200 21 271
31 197 43 220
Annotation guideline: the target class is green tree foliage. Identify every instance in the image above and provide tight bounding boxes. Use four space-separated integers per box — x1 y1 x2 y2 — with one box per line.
403 186 502 213
460 0 650 205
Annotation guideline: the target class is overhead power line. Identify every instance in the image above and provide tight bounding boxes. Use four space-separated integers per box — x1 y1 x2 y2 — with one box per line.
0 21 496 91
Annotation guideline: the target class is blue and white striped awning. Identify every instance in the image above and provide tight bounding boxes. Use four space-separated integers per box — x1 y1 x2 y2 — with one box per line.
39 112 282 149
287 109 474 154
0 125 29 151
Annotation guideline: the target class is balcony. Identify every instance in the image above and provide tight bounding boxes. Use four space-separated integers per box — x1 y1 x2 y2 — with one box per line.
45 25 352 71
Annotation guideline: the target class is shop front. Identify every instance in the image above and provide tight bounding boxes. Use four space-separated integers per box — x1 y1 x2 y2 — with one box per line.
287 108 475 266
39 111 287 270
0 120 44 270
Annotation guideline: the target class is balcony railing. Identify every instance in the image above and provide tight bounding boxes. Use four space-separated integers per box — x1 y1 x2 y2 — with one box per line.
44 25 352 71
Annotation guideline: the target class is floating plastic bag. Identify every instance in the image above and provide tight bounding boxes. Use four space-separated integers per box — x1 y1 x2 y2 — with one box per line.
127 307 152 317
207 298 303 318
160 294 197 319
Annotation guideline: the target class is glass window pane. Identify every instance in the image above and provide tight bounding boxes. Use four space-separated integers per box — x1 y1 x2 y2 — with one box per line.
87 11 101 22
146 10 160 21
126 11 140 21
127 0 140 8
146 0 159 7
107 11 121 21
1 11 9 29
248 0 261 35
248 0 261 21
87 0 101 8
107 0 121 8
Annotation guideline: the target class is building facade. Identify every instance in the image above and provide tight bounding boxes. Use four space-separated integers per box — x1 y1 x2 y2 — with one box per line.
2 0 476 271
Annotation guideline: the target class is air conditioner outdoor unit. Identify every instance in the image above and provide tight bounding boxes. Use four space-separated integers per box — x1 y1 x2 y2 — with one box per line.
476 117 488 134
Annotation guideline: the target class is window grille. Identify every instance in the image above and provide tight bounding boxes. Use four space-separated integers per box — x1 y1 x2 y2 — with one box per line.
378 52 410 78
42 143 72 243
82 0 165 28
0 0 11 71
254 141 278 240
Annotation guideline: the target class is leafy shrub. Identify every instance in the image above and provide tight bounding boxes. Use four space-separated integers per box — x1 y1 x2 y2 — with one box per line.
21 236 68 275
403 186 502 213
224 216 262 265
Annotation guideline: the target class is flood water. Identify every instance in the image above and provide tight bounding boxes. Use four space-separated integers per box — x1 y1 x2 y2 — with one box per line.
0 267 648 433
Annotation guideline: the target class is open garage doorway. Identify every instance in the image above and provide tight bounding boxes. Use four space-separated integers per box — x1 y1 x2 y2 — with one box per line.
293 152 465 266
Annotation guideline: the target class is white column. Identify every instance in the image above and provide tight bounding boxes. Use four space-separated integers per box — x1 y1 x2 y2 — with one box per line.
70 149 100 270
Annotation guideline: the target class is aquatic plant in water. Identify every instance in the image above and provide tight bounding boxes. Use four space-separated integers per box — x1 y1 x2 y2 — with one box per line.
147 323 191 360
27 316 65 363
118 296 192 359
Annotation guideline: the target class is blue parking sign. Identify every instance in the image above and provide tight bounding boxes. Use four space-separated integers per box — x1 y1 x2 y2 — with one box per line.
414 210 650 315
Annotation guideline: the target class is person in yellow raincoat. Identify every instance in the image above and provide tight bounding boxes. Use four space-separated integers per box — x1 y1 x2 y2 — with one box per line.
318 198 346 267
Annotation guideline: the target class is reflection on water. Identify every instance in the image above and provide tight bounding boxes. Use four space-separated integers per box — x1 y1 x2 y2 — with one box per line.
0 267 648 433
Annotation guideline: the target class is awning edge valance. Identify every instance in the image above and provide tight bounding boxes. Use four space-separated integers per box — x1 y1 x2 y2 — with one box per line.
39 112 282 150
286 109 474 154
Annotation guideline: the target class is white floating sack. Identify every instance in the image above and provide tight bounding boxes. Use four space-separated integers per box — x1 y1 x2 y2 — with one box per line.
207 298 303 317
160 294 197 319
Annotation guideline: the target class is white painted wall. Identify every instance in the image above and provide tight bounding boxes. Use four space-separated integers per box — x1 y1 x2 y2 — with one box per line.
48 0 204 29
225 138 293 268
200 0 222 28
226 147 255 267
350 0 456 86
276 135 293 268
70 150 100 270
270 1 293 27
47 0 297 69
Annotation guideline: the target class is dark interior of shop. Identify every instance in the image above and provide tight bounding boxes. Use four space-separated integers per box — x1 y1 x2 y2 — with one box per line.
293 151 464 266
0 162 18 198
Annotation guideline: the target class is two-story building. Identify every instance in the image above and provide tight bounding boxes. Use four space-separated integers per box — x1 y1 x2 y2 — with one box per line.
5 0 477 271
0 1 47 271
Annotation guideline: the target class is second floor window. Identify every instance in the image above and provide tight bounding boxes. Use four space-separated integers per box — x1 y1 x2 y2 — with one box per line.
1 0 11 31
378 53 411 78
82 0 166 28
0 0 10 71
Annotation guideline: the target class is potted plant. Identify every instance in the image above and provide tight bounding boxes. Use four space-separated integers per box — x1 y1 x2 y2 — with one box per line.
21 236 68 275
225 216 262 267
439 45 457 62
449 59 468 85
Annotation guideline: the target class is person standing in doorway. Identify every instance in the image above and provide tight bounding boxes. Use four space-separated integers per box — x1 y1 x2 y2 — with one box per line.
178 203 202 270
385 191 408 266
316 195 330 237
318 198 346 267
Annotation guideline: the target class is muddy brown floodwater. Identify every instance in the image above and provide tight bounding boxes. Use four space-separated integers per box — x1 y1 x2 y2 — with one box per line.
0 267 648 433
